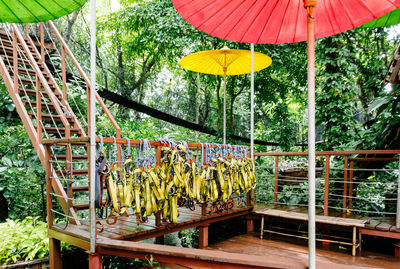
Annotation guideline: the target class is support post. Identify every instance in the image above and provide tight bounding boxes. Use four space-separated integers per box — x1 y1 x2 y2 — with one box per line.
343 156 348 214
61 46 67 105
89 0 97 254
274 156 279 207
36 77 42 144
199 203 209 248
88 252 102 269
260 216 264 240
324 155 330 216
12 31 17 92
305 2 316 268
223 71 227 144
40 22 45 63
349 160 354 211
45 145 53 226
199 224 209 249
49 238 62 269
352 226 357 256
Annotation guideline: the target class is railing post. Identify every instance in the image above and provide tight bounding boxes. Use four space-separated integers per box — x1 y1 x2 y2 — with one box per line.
324 155 330 216
343 156 348 214
154 145 164 244
45 145 53 226
40 23 45 63
12 31 17 92
36 77 42 144
274 156 279 207
349 160 354 211
61 46 67 105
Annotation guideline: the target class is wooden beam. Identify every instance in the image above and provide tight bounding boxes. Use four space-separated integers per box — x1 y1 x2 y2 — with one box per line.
42 137 90 145
324 155 330 216
97 238 302 269
254 150 400 156
49 238 62 269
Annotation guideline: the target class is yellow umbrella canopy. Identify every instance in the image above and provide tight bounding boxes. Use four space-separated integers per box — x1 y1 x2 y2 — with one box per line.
179 46 271 75
179 46 271 144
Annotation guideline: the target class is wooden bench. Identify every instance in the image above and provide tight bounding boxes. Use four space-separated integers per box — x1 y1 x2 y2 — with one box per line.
257 209 368 256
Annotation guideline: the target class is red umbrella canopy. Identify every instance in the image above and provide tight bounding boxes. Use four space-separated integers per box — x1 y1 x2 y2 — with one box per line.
171 0 400 44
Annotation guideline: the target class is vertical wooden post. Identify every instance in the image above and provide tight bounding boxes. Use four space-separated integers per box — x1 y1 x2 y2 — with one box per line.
324 155 330 216
40 23 45 63
45 145 53 226
61 46 67 105
88 252 102 269
343 156 348 214
352 226 356 256
36 77 42 144
199 203 209 248
12 31 18 92
198 224 209 249
154 145 164 244
349 160 354 211
49 238 62 269
274 156 279 207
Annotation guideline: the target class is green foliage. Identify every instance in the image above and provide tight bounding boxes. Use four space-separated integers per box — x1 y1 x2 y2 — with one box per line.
102 254 161 269
0 125 45 220
0 217 73 265
178 228 199 248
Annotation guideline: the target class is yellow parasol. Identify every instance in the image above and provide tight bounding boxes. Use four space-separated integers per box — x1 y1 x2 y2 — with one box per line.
179 46 272 143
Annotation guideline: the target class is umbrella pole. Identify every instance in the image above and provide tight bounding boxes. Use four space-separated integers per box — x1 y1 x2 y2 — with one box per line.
306 2 316 269
89 0 97 254
223 71 227 144
250 44 254 159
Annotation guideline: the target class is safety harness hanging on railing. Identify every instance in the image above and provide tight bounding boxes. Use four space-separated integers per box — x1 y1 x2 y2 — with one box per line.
95 138 256 226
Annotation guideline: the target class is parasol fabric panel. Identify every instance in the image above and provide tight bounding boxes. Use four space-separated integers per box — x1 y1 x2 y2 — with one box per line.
171 0 400 44
179 47 272 76
360 7 400 28
0 0 88 23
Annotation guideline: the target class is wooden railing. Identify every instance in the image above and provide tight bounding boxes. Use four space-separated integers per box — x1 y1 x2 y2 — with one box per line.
255 150 400 227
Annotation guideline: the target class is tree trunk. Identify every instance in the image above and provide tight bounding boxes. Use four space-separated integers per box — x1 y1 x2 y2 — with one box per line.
0 191 8 221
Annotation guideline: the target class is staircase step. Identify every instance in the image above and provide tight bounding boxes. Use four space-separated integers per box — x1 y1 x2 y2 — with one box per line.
0 39 36 51
0 44 40 60
13 76 55 87
44 126 81 134
53 155 88 161
23 99 56 109
64 185 105 193
56 169 88 176
1 55 46 69
29 112 74 122
73 202 106 211
7 66 50 77
19 88 61 99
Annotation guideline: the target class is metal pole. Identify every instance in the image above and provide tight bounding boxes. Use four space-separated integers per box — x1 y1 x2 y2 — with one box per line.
89 0 96 254
306 4 316 269
250 44 254 159
223 71 227 144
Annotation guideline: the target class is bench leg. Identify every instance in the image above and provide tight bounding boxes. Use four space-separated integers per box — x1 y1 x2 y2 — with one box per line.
352 226 356 256
358 229 362 254
260 216 264 240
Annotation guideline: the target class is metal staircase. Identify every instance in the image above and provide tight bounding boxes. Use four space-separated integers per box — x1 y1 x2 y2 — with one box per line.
0 22 120 224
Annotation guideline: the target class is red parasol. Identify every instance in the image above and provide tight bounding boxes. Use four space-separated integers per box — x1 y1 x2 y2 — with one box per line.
171 0 400 44
171 0 400 268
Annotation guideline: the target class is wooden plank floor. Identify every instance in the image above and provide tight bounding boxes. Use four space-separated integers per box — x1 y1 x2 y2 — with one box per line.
74 204 249 240
255 202 400 236
207 233 400 269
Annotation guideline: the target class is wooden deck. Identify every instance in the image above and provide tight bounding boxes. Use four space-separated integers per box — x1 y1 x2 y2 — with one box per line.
207 233 400 269
54 205 251 242
254 203 400 239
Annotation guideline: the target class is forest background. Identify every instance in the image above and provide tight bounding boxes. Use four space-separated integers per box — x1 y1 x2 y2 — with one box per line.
0 0 399 259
